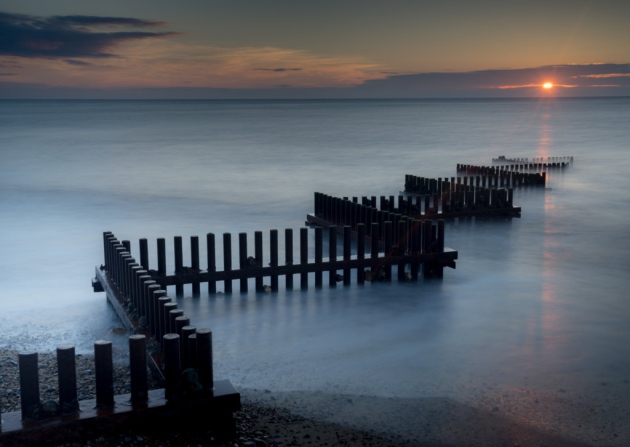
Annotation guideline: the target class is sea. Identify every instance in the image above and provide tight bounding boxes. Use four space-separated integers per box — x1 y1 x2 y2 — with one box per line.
1 98 629 445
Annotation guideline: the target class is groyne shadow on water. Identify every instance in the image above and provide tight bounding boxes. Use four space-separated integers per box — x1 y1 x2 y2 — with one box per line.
242 388 613 447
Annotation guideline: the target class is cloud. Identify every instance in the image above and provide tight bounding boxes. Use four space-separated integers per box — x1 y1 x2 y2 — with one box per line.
0 11 177 58
253 67 303 72
63 59 94 66
353 63 630 97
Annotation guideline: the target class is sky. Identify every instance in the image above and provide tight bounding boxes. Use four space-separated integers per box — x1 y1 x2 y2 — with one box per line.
1 0 629 99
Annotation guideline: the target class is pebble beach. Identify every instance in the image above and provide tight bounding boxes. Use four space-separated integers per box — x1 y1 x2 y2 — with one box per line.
0 350 407 447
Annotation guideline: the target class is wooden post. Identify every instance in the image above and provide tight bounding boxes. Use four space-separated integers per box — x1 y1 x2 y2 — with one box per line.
19 352 40 420
196 328 214 392
223 233 232 293
398 220 407 281
134 270 147 313
384 221 392 281
329 226 337 286
181 325 197 370
169 309 184 335
270 229 279 291
94 340 114 409
157 238 166 277
163 302 178 343
146 284 161 331
175 315 190 343
315 227 323 287
300 228 308 289
157 296 172 341
139 238 149 270
207 233 216 294
357 223 365 285
191 235 200 296
343 226 351 285
410 219 419 280
57 344 79 415
255 231 263 291
129 335 148 405
371 223 379 259
151 289 167 336
239 232 248 292
163 334 181 401
103 232 113 270
285 229 294 289
136 275 151 320
187 334 197 370
174 236 184 296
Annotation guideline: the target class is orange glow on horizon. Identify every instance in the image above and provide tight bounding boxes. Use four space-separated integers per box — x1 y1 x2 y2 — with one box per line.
543 82 553 89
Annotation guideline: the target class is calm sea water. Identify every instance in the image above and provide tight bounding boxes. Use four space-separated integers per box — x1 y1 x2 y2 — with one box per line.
1 98 629 444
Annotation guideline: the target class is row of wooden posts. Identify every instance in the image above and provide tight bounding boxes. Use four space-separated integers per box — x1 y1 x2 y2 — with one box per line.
492 155 574 164
102 219 458 305
396 177 519 218
1 330 214 424
404 173 522 195
452 166 547 187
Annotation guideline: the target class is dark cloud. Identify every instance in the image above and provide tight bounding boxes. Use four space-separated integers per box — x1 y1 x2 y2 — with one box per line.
63 59 93 66
0 72 17 76
0 11 178 58
253 67 302 72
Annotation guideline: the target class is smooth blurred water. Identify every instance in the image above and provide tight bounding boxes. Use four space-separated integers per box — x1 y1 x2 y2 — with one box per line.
1 98 629 443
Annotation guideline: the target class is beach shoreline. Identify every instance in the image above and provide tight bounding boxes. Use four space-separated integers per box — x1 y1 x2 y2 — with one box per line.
3 349 619 446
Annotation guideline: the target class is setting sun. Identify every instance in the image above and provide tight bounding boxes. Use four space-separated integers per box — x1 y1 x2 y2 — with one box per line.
543 82 553 89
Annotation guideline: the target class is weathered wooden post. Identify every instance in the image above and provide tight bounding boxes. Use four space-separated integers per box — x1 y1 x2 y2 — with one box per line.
187 333 197 370
285 229 294 289
357 223 365 285
163 302 178 344
300 228 308 289
129 335 148 406
384 221 392 281
169 309 184 335
174 236 184 296
139 238 149 270
315 227 323 287
151 289 167 337
343 226 351 285
191 235 200 296
175 316 190 344
223 233 233 293
57 344 79 415
94 340 114 410
371 223 379 260
329 226 337 286
103 231 113 270
255 231 263 291
239 232 248 292
181 325 197 370
196 328 214 392
146 283 160 331
398 220 407 281
163 333 181 401
207 233 216 294
157 296 171 340
19 352 40 420
270 230 279 291
157 238 166 277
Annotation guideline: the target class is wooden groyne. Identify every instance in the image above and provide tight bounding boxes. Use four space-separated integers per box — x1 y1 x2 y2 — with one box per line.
0 335 240 445
399 177 521 218
454 165 547 187
99 223 458 301
492 155 573 165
